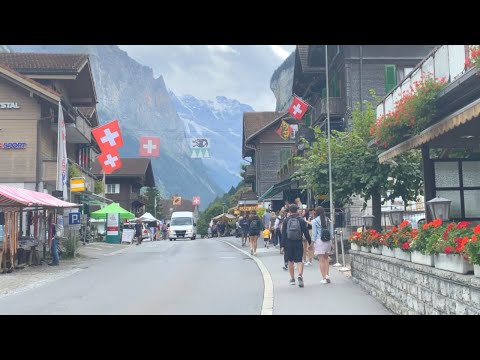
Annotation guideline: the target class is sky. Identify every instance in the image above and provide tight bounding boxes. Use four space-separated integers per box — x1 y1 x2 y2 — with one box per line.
118 45 295 111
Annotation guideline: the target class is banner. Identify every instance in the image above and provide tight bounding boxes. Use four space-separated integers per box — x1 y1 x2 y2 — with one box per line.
276 120 292 141
139 136 160 157
92 119 124 153
56 101 68 200
107 213 119 236
189 137 210 158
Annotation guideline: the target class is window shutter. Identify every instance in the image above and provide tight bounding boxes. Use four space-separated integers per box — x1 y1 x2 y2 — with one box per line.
385 65 397 93
280 148 291 167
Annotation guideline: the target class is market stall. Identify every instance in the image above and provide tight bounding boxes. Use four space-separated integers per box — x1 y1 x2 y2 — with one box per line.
0 185 79 272
90 203 135 243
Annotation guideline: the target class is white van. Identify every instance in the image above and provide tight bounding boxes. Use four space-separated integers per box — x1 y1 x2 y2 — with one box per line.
169 211 197 240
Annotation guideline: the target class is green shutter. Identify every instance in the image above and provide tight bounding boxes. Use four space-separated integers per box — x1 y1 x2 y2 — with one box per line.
280 148 291 167
304 113 311 126
385 65 397 93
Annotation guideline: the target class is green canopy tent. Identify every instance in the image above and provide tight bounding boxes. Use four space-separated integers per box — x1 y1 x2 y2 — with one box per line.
90 203 135 220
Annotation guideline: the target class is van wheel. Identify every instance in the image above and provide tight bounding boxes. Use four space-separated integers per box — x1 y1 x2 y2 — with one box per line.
191 236 196 240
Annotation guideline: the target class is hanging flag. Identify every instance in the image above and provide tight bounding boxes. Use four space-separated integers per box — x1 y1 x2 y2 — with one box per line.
189 137 210 158
173 196 182 206
192 196 200 206
288 95 309 120
92 119 124 153
276 120 292 141
139 136 160 157
56 101 68 200
97 149 122 174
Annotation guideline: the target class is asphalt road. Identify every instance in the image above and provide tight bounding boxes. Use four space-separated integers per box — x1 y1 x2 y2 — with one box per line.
0 239 264 315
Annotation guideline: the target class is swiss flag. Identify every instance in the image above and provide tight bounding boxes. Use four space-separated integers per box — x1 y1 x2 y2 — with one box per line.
98 149 122 174
139 136 160 157
92 119 124 153
288 95 309 120
192 196 200 206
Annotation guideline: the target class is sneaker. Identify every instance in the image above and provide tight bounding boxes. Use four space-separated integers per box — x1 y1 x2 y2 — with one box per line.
250 249 254 255
282 265 288 271
320 279 328 284
305 261 312 266
298 276 304 288
289 279 296 285
326 275 331 283
253 252 257 256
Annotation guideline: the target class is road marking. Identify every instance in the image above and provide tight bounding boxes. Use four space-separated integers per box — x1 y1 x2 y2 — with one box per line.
220 240 274 316
218 256 237 259
103 248 128 257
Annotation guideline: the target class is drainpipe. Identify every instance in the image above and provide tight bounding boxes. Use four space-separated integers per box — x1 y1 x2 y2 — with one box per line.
359 45 363 111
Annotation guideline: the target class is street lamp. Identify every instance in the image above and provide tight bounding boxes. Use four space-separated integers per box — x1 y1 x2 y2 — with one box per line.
427 196 451 221
388 208 404 226
362 214 374 229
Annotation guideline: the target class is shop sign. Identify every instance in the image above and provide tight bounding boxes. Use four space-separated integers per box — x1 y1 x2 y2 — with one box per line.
0 102 20 109
0 142 27 149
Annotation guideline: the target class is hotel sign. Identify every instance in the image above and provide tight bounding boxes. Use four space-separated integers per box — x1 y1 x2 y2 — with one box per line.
0 102 20 109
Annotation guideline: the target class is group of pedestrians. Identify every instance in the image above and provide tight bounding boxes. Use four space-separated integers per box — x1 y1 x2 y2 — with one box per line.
238 199 333 288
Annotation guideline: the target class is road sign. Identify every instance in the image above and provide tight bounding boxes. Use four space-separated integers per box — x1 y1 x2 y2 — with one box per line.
173 196 182 206
70 177 85 192
69 212 81 225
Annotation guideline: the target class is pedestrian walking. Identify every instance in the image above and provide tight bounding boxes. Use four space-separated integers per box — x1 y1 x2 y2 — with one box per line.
262 227 270 249
312 207 332 284
48 223 61 266
239 215 250 247
302 210 314 266
135 219 143 245
248 211 263 256
280 204 312 288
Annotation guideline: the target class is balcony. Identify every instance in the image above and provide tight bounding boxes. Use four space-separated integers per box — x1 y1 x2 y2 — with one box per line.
376 45 478 122
130 192 147 203
52 113 92 144
245 165 255 182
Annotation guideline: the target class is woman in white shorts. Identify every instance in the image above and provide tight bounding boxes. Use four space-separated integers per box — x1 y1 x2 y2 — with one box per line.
311 207 332 284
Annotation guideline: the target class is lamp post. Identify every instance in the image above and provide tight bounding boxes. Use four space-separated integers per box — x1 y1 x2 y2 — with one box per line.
426 196 451 221
362 214 374 230
388 208 405 226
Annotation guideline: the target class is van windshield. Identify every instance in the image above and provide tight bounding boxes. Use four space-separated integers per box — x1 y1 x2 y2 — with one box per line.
171 217 192 226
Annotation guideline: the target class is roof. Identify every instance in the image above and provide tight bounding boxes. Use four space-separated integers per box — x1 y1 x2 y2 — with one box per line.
0 62 61 101
0 185 78 209
77 106 95 118
93 158 152 177
0 53 88 74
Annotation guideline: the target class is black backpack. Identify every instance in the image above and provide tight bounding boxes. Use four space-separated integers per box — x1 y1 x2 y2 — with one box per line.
286 217 302 241
249 218 259 232
316 219 331 242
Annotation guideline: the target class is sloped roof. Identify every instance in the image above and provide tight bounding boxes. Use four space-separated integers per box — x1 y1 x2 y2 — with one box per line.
0 53 88 74
93 158 150 176
243 112 284 141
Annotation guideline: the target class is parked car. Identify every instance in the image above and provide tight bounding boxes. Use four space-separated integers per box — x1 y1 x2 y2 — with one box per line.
123 222 149 240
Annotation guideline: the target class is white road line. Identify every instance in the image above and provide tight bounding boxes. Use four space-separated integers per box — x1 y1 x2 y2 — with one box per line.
220 240 274 316
103 248 128 257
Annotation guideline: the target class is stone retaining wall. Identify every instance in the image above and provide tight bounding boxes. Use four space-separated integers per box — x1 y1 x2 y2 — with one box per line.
350 250 480 315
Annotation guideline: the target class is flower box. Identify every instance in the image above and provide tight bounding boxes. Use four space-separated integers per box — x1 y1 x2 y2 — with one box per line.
350 243 360 251
474 265 480 278
361 246 371 253
382 247 395 258
370 246 382 255
434 254 474 274
394 248 411 262
411 251 434 267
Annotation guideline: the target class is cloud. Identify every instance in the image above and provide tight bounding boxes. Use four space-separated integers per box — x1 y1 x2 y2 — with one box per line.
118 45 295 111
270 45 291 60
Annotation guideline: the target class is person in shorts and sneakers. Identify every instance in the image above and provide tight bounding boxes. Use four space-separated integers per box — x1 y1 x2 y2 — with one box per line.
248 211 263 256
312 207 333 284
280 204 312 287
239 215 250 247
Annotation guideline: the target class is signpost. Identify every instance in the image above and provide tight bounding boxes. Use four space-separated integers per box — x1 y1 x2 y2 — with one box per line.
70 177 85 192
106 213 120 244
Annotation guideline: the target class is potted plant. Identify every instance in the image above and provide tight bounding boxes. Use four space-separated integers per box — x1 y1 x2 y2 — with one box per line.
348 231 361 251
427 221 474 274
393 220 414 262
369 229 382 254
381 230 396 258
464 224 480 277
360 230 372 253
410 219 443 266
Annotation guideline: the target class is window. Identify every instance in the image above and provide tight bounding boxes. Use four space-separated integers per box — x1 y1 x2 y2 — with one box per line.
106 184 120 194
434 160 480 219
280 148 291 167
385 65 397 93
396 67 415 83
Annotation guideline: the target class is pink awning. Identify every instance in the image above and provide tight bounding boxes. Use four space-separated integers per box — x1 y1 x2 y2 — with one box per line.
0 185 79 208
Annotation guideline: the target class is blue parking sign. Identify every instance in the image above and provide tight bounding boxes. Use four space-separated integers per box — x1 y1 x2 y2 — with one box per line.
69 212 81 225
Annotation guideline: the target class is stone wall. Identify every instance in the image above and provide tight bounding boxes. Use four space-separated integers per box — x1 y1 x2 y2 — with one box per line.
350 250 480 315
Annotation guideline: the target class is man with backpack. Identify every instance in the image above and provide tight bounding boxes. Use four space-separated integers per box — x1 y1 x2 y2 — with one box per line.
248 211 263 256
280 204 312 288
239 214 250 247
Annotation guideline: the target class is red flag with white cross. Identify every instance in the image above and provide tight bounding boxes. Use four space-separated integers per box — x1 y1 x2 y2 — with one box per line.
92 119 124 153
288 95 309 120
139 136 160 157
98 149 122 174
192 196 200 206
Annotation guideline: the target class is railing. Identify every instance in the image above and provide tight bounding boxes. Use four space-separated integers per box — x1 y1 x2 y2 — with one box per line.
376 45 472 120
72 114 92 142
313 97 345 118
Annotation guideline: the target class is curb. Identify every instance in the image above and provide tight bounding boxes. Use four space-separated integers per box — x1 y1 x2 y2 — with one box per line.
220 240 274 315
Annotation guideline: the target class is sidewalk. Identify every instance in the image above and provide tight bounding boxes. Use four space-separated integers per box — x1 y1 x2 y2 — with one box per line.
225 237 391 315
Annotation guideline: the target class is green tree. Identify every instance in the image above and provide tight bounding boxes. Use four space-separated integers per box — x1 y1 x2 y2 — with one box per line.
297 98 423 230
144 187 162 219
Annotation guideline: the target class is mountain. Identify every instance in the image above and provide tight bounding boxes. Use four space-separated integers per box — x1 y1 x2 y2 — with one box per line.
8 45 223 208
270 51 295 111
169 93 253 192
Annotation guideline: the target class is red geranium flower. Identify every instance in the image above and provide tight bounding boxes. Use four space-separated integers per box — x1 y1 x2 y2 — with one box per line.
399 220 410 228
473 225 480 235
456 221 471 229
402 242 410 250
444 246 453 254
